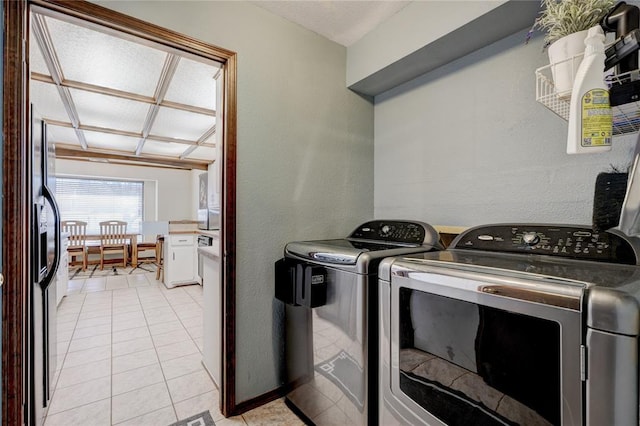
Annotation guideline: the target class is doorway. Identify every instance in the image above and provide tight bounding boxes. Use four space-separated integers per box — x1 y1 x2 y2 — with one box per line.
3 0 237 423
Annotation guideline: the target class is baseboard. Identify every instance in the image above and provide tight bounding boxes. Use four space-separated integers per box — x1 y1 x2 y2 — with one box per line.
230 384 291 416
284 397 314 425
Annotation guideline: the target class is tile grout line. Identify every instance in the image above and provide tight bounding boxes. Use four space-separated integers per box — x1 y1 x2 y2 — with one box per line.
47 273 221 425
110 284 115 426
46 285 118 423
153 279 215 422
146 276 181 423
109 275 154 424
166 283 220 421
108 278 137 424
47 276 152 422
44 285 88 424
115 273 177 424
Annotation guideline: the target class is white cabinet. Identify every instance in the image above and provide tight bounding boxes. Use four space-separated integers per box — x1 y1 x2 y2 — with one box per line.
163 234 198 288
201 246 221 388
56 235 69 306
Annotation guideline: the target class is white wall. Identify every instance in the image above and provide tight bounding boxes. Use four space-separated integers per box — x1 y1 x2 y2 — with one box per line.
374 30 635 228
56 159 195 222
191 169 204 215
93 1 374 403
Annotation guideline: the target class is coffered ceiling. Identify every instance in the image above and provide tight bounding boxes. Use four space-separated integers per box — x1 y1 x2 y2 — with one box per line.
28 2 408 170
29 12 222 170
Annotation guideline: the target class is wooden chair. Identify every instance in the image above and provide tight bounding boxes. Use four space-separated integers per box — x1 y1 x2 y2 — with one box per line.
156 236 165 282
99 220 128 270
135 221 169 270
61 220 88 271
135 238 159 267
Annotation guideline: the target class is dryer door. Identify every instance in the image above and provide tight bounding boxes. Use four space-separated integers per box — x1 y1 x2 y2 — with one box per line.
385 267 583 426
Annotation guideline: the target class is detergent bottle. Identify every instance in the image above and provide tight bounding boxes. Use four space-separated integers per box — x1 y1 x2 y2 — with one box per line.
567 25 612 154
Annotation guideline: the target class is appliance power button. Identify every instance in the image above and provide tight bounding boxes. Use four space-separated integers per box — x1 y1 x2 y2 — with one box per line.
522 232 540 245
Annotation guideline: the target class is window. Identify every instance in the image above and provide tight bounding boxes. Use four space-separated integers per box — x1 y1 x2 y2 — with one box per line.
56 177 144 235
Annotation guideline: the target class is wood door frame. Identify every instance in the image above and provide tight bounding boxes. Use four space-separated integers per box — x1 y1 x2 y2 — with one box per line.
2 0 238 422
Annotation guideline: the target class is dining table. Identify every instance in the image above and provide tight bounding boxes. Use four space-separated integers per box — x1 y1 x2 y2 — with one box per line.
83 233 142 268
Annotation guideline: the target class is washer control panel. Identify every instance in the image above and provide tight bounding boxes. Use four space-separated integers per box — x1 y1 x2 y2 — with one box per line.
451 224 638 265
349 220 433 245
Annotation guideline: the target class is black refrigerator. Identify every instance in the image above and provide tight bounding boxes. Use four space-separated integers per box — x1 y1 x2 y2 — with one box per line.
28 108 61 425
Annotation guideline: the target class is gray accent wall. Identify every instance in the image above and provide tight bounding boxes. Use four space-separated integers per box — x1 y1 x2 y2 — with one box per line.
94 1 374 403
374 29 635 228
347 1 542 96
347 1 508 88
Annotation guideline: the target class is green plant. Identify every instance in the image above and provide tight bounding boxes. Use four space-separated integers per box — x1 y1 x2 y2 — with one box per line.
526 0 615 46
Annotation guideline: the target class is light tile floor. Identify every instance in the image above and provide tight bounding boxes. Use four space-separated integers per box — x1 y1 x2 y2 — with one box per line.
45 271 303 426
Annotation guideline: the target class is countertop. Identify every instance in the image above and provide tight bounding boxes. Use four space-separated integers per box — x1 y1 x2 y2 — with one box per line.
199 229 220 238
434 225 467 234
167 230 220 237
198 245 220 260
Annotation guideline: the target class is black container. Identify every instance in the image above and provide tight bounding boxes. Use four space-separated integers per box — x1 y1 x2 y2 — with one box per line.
275 258 327 308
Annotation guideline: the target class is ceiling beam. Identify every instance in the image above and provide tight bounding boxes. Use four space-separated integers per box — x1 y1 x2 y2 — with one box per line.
32 14 88 149
154 54 180 101
31 16 63 82
136 53 181 156
55 145 209 170
44 118 217 147
198 124 216 143
179 124 216 159
179 145 198 159
30 72 216 117
147 133 210 146
31 72 154 103
30 14 217 169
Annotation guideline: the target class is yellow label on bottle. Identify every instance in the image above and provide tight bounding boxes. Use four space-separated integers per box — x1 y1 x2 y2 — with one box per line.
581 89 612 148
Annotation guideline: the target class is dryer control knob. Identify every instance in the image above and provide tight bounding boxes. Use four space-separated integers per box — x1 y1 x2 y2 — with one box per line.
522 232 540 246
381 225 391 236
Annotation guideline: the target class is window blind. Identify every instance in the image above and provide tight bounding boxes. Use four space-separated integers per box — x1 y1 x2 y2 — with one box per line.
55 177 144 235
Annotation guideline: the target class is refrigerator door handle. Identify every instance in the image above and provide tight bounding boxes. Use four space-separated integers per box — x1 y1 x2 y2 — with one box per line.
40 184 60 290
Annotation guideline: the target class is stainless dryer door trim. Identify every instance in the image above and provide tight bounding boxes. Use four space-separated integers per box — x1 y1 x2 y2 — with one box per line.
385 267 583 426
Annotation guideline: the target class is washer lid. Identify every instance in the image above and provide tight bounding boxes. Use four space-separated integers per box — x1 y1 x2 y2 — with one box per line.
285 220 443 266
285 238 420 265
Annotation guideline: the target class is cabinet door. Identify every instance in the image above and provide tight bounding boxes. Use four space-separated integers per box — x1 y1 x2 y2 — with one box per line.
168 245 197 284
203 254 221 387
56 252 68 306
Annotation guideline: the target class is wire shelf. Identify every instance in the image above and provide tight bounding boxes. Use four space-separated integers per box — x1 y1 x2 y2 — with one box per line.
535 55 640 136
